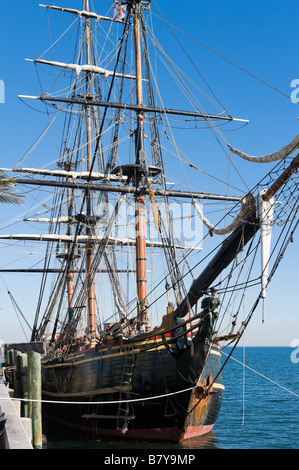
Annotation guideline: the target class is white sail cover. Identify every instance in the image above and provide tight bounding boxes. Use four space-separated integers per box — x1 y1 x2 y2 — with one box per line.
228 133 299 163
257 190 274 298
0 167 127 182
0 234 201 250
23 217 69 224
192 194 255 235
26 59 136 79
39 4 125 23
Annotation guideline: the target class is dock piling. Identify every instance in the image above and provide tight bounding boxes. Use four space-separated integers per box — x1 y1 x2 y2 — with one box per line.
28 351 42 449
17 353 29 418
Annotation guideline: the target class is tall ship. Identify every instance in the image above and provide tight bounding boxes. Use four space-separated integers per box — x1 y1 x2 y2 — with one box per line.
1 1 298 443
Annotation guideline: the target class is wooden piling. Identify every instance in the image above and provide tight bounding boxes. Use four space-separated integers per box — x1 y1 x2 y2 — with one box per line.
13 350 22 399
17 353 29 418
28 351 42 449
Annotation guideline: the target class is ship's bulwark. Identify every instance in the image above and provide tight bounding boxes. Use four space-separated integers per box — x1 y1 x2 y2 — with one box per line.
41 336 224 442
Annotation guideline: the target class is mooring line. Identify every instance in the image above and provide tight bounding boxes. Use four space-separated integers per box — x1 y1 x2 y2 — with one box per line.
0 384 197 406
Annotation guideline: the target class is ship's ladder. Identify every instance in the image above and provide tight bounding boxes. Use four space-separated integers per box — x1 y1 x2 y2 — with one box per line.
117 347 136 433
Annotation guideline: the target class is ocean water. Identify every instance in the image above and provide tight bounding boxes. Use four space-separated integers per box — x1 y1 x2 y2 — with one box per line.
43 347 299 450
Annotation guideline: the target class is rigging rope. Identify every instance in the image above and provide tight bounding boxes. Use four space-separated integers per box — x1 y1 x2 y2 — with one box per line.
151 4 291 101
0 275 31 341
222 350 299 399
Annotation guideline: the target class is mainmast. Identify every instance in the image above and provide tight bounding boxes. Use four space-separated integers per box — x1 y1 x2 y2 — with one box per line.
85 0 96 340
66 153 75 321
132 1 148 329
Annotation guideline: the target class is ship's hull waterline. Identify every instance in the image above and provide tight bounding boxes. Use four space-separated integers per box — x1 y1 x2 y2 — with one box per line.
41 336 224 442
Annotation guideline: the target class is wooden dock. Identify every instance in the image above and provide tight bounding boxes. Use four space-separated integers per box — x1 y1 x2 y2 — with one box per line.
0 343 45 449
0 376 33 449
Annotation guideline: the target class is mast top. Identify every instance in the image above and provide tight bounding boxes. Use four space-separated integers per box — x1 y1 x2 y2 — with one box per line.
127 0 151 10
127 0 151 4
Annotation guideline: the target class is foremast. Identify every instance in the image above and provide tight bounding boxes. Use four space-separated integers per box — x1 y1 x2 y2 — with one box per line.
132 0 149 329
84 0 97 341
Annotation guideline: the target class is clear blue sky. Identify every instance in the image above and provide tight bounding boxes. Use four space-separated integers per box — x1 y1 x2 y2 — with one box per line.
0 0 298 346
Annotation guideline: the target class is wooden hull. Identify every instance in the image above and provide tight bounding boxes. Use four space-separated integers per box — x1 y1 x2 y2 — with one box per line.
41 336 224 443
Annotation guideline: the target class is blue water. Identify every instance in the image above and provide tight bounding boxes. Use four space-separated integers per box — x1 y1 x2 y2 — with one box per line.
211 346 299 449
44 347 299 450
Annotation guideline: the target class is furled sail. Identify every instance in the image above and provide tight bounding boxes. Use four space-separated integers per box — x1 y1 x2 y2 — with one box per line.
39 4 125 23
228 133 299 163
192 194 255 235
0 167 127 182
256 190 274 299
0 233 200 250
25 59 136 79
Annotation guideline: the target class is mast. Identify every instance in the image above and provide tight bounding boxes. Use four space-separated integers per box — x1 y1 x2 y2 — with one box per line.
132 1 148 329
85 0 96 340
66 153 74 321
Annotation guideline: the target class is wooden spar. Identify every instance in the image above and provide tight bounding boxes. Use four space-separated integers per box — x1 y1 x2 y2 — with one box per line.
12 177 242 201
85 0 96 340
134 11 143 122
0 234 202 250
19 95 249 123
0 167 128 181
0 269 136 273
262 153 299 202
133 4 148 328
